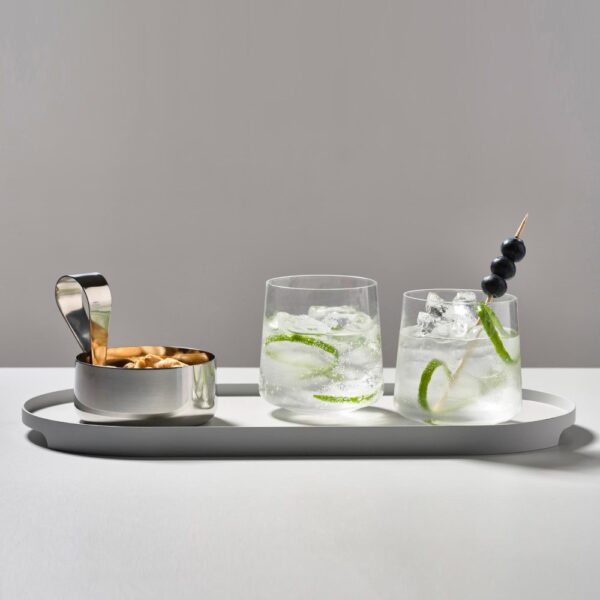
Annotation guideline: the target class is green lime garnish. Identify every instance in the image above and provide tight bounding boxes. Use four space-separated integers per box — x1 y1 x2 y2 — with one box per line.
487 305 507 336
264 333 339 357
313 390 378 404
264 333 339 372
418 358 452 411
476 302 516 364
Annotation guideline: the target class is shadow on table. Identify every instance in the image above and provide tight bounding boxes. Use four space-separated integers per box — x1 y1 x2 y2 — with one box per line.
474 425 600 472
27 430 49 449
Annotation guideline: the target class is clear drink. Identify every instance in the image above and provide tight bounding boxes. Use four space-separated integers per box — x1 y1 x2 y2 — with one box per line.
394 289 521 425
260 276 384 415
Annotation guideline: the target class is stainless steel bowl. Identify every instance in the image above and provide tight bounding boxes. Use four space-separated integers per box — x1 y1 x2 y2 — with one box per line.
74 346 216 425
55 273 217 425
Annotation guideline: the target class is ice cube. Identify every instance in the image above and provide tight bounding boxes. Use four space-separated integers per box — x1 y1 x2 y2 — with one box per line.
432 321 451 337
338 313 372 332
308 305 333 320
450 314 474 338
450 292 478 337
425 292 448 319
268 312 287 329
420 291 479 338
453 291 477 304
324 312 354 330
309 305 357 321
417 311 436 335
277 313 331 334
308 305 372 332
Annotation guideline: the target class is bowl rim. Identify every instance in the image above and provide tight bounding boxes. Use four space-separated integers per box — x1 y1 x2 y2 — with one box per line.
75 345 216 370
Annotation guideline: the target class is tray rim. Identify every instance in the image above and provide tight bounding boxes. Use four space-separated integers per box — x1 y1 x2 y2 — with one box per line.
22 387 576 457
23 387 575 428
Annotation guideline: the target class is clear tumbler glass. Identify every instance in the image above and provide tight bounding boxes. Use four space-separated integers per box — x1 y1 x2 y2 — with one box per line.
394 289 521 425
260 275 384 415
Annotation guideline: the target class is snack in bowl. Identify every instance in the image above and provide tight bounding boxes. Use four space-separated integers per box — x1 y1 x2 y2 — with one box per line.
121 355 185 369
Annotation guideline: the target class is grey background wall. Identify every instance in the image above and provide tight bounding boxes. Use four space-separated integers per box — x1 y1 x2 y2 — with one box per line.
1 0 599 367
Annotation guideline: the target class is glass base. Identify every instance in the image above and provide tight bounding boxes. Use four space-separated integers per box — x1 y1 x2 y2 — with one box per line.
395 398 522 426
261 391 380 417
270 407 369 426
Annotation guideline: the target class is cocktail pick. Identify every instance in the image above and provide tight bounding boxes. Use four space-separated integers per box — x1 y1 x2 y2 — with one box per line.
481 213 528 301
423 215 529 414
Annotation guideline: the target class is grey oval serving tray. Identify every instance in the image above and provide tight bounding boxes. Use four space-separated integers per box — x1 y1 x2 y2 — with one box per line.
22 386 575 457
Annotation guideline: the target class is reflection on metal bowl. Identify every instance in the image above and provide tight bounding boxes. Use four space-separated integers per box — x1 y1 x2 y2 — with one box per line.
74 346 216 425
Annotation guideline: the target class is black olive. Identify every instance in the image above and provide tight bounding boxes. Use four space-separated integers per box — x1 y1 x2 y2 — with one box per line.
501 237 526 262
490 256 516 279
481 274 507 298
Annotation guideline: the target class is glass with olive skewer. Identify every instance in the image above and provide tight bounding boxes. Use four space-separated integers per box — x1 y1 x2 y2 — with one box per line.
394 216 527 425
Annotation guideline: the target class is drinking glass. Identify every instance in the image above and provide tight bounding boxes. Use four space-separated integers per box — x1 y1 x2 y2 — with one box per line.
260 275 384 414
394 289 521 425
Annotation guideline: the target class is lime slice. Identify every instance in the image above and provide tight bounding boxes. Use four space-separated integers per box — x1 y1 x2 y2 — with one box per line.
313 390 379 404
476 303 516 364
418 358 452 411
264 333 339 370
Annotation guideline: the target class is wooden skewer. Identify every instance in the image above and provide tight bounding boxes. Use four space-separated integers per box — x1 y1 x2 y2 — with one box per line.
432 214 528 413
515 213 528 239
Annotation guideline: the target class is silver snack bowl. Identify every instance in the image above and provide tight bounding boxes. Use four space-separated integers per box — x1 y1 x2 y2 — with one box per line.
74 346 217 425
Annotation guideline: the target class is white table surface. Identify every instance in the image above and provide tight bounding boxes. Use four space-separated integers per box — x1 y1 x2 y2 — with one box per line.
2 368 599 600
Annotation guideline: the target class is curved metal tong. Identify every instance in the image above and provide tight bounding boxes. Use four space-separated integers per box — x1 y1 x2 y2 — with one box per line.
55 273 112 365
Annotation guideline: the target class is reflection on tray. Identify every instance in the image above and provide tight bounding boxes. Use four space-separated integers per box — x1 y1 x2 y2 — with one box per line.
271 406 414 427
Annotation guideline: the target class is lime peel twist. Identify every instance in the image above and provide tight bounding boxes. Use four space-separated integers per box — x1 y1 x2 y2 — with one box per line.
476 302 517 365
418 359 452 411
487 304 507 336
264 333 339 358
265 333 381 404
313 390 379 404
417 303 517 412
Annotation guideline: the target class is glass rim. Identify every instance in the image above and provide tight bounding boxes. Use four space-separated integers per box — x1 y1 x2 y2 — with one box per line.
403 288 517 304
266 274 377 291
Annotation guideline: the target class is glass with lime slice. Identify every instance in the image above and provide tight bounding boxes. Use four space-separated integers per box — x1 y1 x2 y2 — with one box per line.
394 289 521 425
259 275 384 415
